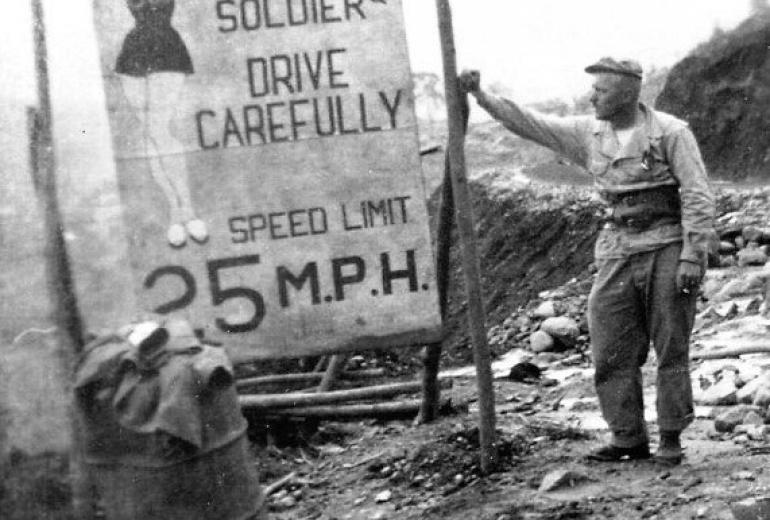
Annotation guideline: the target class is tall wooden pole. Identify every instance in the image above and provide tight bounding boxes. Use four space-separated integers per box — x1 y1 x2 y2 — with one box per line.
30 0 92 516
435 0 497 473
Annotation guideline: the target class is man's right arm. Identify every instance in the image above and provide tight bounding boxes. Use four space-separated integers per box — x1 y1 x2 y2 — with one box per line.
458 71 592 168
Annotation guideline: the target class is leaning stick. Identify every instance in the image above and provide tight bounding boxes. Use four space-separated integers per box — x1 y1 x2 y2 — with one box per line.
263 472 297 496
235 369 385 389
691 346 770 360
240 380 451 410
262 398 452 420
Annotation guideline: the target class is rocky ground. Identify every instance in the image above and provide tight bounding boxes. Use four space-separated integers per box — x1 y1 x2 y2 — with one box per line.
254 265 770 520
245 176 770 520
6 128 770 520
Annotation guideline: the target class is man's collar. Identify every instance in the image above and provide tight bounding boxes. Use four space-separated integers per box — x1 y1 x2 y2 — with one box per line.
592 103 662 138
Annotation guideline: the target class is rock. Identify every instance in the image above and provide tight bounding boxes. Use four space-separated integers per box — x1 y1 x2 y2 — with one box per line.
535 352 560 364
718 241 738 255
720 255 737 268
743 410 765 426
374 490 392 503
538 469 588 492
698 301 738 322
695 406 717 419
754 374 770 406
274 495 297 510
540 317 580 346
695 377 737 406
743 226 764 243
532 301 558 319
714 405 762 432
737 247 768 267
737 376 764 404
731 471 755 481
713 271 769 301
746 425 769 441
734 433 750 444
731 497 770 520
735 236 746 249
508 362 542 382
733 422 768 440
369 511 388 520
347 355 366 370
530 331 556 353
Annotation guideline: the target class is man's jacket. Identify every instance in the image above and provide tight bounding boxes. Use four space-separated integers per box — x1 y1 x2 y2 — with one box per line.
474 92 716 264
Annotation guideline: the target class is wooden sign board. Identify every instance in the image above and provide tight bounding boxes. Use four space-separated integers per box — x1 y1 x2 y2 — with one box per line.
91 0 441 360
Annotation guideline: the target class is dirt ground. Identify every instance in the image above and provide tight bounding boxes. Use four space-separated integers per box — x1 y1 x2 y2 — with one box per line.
258 357 770 520
5 118 770 520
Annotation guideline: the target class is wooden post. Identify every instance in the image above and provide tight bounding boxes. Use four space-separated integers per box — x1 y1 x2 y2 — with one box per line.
418 83 469 424
317 354 347 392
435 0 498 473
30 0 93 516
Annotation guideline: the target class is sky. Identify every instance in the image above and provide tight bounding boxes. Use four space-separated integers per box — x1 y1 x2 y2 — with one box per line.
0 1 754 106
401 0 752 102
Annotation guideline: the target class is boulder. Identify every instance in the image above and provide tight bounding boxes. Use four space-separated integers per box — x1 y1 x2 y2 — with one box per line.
696 377 738 406
713 272 768 301
529 331 556 353
538 469 588 492
743 410 766 426
737 376 764 404
532 301 558 319
718 241 738 255
507 362 542 383
737 247 768 267
754 377 770 407
714 405 763 433
540 317 580 346
743 226 764 244
747 425 770 441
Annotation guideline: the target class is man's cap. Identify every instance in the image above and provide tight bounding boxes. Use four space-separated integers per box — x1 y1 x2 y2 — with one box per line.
585 57 643 79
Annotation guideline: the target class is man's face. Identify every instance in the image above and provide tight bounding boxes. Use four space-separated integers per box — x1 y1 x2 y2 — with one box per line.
589 73 635 121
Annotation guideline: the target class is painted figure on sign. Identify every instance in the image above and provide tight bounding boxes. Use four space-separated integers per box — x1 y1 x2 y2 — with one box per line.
116 0 207 248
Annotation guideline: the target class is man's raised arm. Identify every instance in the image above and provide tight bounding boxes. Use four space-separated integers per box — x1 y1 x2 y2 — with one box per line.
458 70 592 169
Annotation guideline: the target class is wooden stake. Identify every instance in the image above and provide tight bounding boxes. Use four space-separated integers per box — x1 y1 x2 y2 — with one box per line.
318 354 347 392
435 0 498 473
30 0 92 516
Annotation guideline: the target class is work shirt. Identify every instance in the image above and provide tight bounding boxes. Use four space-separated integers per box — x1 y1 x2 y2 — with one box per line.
474 92 716 263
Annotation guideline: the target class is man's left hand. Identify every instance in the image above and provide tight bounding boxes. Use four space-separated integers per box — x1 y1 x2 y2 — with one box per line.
677 260 703 295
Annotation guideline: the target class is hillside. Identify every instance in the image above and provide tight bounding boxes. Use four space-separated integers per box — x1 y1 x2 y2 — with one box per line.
657 6 770 181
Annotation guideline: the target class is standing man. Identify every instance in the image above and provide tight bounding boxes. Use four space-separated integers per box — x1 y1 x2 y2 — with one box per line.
458 58 715 465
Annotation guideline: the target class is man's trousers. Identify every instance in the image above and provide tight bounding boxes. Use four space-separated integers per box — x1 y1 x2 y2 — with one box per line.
587 242 697 448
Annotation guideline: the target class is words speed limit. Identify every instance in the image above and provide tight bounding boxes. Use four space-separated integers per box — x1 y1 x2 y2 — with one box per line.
92 0 441 359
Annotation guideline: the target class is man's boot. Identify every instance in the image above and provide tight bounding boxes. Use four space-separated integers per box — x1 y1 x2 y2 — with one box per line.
655 430 683 465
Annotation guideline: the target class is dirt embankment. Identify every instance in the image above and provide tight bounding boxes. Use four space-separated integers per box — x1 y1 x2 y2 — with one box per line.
656 8 770 181
435 175 603 365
